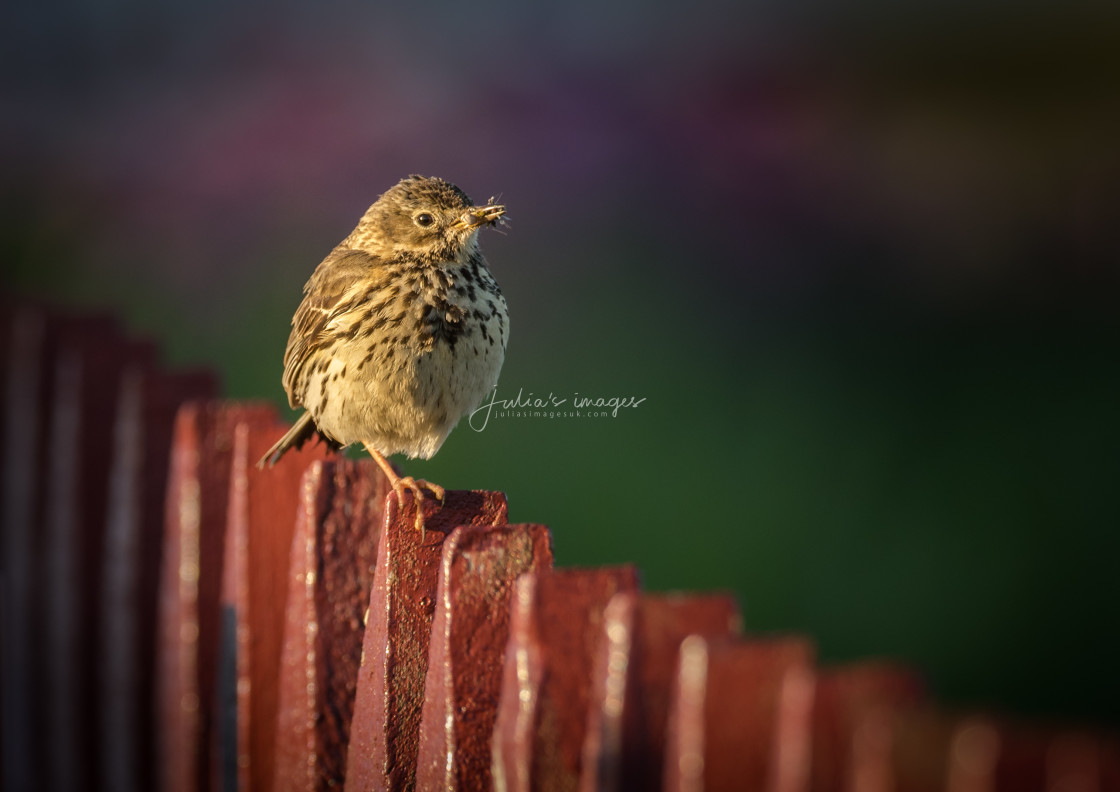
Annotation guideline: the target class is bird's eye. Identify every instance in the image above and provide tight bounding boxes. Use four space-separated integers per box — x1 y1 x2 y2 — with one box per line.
415 213 434 227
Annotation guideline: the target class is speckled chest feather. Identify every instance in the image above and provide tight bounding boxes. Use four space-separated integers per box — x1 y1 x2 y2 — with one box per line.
293 249 508 459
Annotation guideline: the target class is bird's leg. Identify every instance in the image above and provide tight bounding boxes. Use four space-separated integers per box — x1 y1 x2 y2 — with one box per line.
363 444 446 533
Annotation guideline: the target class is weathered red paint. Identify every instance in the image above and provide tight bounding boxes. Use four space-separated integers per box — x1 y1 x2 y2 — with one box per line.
216 415 334 792
273 459 391 792
157 402 285 792
416 523 554 792
490 566 641 792
663 636 816 792
581 592 742 792
810 663 924 792
101 368 216 792
344 489 509 792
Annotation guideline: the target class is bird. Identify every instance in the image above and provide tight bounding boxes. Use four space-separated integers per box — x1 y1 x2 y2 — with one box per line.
258 175 509 528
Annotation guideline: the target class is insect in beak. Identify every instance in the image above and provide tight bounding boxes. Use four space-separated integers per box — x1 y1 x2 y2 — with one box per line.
452 202 506 230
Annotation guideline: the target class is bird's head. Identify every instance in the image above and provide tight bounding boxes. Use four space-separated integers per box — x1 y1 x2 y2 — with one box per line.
352 175 506 263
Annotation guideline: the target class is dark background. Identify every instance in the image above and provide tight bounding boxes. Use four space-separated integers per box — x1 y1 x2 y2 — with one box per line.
3 0 1118 725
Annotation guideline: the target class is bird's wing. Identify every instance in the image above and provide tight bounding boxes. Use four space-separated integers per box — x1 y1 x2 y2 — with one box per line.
281 248 383 407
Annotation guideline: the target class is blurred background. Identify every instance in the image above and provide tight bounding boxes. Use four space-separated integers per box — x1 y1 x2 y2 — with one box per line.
2 0 1118 726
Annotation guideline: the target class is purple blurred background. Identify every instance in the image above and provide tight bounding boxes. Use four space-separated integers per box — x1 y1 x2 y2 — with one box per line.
3 0 1119 723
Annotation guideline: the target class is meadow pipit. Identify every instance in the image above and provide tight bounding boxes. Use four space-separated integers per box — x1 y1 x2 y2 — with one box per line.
259 175 509 526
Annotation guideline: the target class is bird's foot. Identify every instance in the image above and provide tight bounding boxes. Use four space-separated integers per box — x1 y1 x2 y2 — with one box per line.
391 476 446 535
363 444 445 536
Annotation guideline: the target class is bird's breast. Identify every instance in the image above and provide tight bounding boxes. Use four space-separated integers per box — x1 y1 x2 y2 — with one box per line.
298 257 508 458
414 260 507 354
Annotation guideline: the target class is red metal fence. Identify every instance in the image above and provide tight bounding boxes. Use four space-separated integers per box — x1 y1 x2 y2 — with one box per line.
1 303 1117 791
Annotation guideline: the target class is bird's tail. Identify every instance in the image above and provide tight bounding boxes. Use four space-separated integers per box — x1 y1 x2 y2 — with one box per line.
257 411 318 469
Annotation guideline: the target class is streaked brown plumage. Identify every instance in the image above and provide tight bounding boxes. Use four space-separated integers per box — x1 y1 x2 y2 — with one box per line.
258 175 509 523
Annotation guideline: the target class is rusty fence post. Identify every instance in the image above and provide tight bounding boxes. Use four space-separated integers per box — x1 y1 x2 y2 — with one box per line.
344 489 509 792
43 315 153 792
891 709 957 792
214 414 334 792
1045 732 1112 791
416 523 554 792
273 459 391 792
810 663 925 792
100 366 215 792
663 636 817 792
940 716 1113 792
490 566 642 792
157 402 278 792
1 306 52 792
581 592 742 792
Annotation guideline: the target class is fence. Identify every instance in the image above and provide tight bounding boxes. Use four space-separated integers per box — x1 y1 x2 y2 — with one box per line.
0 302 1116 791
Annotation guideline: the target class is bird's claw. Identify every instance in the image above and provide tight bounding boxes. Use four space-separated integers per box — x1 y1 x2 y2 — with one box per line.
391 476 446 535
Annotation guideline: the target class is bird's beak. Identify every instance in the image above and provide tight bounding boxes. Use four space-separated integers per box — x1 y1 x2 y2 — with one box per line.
451 203 506 230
